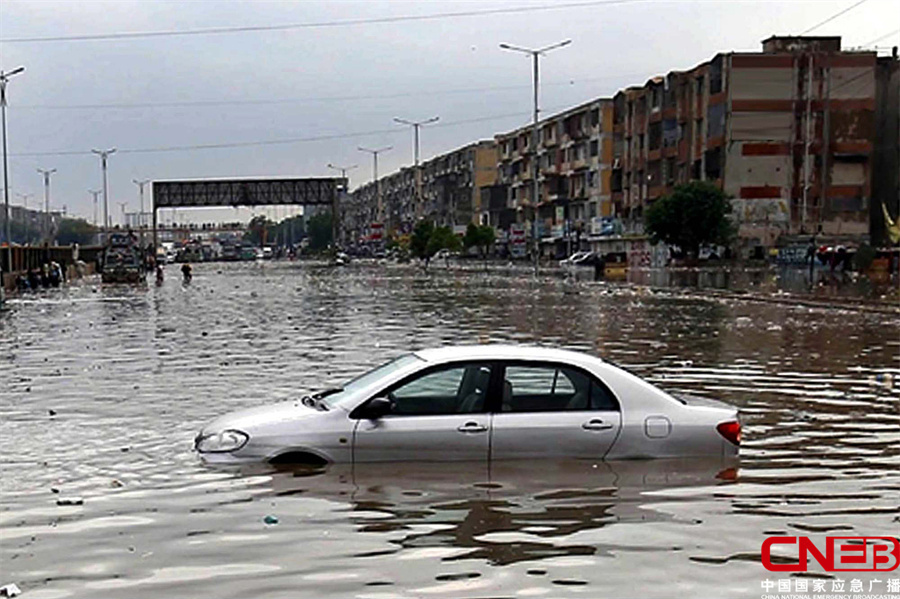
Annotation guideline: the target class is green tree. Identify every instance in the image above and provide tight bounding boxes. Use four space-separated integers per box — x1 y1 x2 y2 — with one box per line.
645 181 734 258
410 220 462 270
307 213 333 251
56 218 98 245
426 225 462 258
410 219 435 261
463 223 496 260
244 215 274 247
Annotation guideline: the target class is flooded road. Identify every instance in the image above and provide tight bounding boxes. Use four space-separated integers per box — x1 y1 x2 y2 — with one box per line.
2 262 898 598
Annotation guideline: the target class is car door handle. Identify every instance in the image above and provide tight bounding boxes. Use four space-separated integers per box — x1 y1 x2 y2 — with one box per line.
457 422 488 433
582 419 614 431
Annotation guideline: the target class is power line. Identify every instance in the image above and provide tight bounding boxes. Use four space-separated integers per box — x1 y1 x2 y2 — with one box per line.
16 74 644 111
800 0 870 35
0 0 644 44
861 28 899 47
9 109 549 158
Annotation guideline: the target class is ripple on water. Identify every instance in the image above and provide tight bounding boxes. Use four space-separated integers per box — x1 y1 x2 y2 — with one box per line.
1 262 898 598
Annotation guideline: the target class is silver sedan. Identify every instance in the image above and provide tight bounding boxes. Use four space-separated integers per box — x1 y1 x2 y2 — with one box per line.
195 345 741 464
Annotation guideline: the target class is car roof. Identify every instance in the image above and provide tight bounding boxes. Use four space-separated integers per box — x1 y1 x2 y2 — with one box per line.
413 345 604 366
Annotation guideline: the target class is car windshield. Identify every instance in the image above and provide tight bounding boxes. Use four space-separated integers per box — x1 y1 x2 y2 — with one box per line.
318 353 424 408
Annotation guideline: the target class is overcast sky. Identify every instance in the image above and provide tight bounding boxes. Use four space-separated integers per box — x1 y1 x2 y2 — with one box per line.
1 0 897 224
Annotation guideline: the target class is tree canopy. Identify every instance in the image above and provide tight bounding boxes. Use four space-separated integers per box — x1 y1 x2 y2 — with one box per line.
463 223 496 259
306 213 333 251
56 218 97 246
644 181 734 257
410 220 461 268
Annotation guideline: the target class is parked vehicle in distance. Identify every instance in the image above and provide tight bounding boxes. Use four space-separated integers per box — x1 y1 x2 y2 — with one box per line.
195 345 740 465
102 233 146 284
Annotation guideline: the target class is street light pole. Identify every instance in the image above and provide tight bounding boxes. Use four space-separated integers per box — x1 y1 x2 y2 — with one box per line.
394 117 439 222
92 148 116 245
500 39 571 273
358 146 392 227
327 163 358 189
133 178 149 250
2 66 25 276
328 164 359 245
36 168 57 243
17 192 32 211
89 190 101 229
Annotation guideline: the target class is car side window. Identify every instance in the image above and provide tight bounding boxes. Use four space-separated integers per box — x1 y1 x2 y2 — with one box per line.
502 364 618 412
386 364 492 415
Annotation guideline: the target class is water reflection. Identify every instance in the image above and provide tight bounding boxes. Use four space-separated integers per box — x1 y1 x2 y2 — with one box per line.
248 459 739 568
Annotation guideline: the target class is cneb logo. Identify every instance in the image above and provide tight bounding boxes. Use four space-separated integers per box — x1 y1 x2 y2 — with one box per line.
762 536 900 572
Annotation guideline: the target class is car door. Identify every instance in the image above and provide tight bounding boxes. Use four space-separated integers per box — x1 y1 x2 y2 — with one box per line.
490 362 622 460
352 362 494 463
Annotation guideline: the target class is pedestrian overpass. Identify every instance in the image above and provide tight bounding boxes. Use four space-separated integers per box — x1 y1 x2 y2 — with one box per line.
151 177 345 248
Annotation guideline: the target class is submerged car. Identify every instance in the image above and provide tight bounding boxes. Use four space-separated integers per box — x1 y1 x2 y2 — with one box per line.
195 345 740 464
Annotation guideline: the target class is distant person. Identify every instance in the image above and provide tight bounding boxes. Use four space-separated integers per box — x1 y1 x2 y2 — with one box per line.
49 262 62 287
27 268 40 290
181 263 192 283
156 265 164 285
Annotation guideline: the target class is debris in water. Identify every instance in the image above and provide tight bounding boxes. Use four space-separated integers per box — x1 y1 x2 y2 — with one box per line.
56 497 84 506
0 582 22 597
263 515 279 525
48 409 56 416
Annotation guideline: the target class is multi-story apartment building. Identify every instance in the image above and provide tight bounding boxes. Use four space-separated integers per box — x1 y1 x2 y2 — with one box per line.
495 98 615 252
346 140 499 242
421 140 498 227
612 36 898 252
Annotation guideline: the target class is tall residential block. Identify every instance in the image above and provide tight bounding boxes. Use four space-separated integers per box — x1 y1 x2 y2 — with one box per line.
495 98 615 249
613 36 898 252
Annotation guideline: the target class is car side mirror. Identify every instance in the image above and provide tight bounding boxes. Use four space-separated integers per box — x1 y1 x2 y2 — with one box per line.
357 396 393 420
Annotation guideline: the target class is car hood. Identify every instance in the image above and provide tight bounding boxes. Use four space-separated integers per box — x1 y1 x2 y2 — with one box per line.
200 401 328 436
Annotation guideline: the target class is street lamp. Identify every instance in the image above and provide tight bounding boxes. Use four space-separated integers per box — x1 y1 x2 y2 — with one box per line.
133 178 150 250
92 148 116 244
328 164 359 245
36 168 57 243
500 39 571 272
358 146 392 225
1 66 25 276
89 190 101 229
394 116 439 221
327 163 358 189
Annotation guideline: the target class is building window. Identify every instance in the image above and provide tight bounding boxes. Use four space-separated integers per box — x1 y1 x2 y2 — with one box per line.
590 140 599 157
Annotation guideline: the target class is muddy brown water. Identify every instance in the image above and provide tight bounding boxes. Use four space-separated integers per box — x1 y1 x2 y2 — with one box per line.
1 262 898 598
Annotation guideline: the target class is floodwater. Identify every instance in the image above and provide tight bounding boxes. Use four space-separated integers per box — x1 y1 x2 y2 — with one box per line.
1 261 898 599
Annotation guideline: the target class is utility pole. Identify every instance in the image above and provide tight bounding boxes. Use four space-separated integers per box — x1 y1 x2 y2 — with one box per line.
37 168 57 243
92 148 116 244
358 146 392 227
89 190 101 229
819 57 831 233
500 40 571 273
133 178 149 250
1 66 25 277
801 54 813 234
17 192 32 211
15 193 32 245
328 164 358 245
394 116 439 221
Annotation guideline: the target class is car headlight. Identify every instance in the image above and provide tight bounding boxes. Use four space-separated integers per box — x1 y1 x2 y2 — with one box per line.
195 430 249 453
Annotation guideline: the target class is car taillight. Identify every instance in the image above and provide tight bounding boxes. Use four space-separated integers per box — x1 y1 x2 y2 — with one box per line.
716 421 741 446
